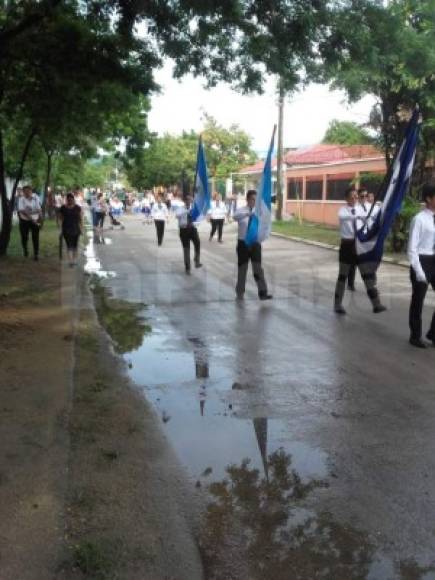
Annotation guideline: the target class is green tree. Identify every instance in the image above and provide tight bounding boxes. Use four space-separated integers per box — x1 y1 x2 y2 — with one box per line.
322 120 374 145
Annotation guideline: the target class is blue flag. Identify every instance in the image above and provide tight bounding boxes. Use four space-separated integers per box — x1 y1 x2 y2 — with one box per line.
245 126 276 246
356 108 420 264
190 136 211 222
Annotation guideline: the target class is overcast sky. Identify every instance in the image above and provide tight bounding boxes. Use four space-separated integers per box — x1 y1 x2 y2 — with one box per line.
148 61 376 155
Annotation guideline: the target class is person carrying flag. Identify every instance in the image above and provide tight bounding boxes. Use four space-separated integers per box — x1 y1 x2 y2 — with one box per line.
176 194 202 274
233 190 272 301
334 187 386 315
407 184 435 348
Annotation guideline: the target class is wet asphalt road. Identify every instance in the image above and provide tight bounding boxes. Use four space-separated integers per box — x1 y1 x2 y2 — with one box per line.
90 215 435 579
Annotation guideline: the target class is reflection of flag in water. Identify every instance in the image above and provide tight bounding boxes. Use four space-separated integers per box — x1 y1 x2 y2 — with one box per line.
356 108 420 264
245 126 276 246
190 136 211 222
253 417 269 481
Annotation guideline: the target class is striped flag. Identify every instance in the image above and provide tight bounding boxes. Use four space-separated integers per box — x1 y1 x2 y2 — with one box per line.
190 136 211 222
356 108 420 264
245 126 276 246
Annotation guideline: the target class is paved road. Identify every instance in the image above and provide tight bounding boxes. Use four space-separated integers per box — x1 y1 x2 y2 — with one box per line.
89 215 435 579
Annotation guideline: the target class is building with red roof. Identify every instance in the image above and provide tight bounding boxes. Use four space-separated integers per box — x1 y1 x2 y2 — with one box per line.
235 143 386 226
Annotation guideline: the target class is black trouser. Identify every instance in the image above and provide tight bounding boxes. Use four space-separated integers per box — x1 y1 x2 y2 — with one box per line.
154 220 165 245
409 255 435 340
210 218 224 241
179 226 200 270
19 219 40 257
334 239 381 308
236 240 268 298
348 264 356 288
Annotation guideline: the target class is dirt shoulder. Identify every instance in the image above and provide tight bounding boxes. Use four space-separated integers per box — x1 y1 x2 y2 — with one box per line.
0 255 203 580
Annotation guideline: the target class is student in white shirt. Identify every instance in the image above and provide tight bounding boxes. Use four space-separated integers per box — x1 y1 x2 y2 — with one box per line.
233 190 272 301
334 187 386 315
407 184 435 348
17 185 43 260
208 193 227 242
151 195 169 246
175 194 202 274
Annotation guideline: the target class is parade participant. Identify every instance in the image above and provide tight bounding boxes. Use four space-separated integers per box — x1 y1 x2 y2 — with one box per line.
59 193 83 267
17 185 43 261
93 192 108 235
175 194 202 274
407 184 435 348
334 187 386 315
233 190 272 301
208 193 227 243
151 195 169 246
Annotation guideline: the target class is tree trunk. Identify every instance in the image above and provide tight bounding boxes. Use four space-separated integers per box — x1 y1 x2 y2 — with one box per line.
0 129 12 257
42 149 53 217
0 128 36 256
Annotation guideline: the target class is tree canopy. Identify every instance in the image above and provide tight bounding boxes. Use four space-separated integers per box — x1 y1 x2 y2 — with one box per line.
322 120 374 146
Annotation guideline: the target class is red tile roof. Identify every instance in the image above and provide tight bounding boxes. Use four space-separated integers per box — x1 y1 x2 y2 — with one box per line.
238 143 383 174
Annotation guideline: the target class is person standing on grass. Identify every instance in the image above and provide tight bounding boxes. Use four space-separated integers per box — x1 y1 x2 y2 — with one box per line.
407 184 435 348
151 195 169 246
17 185 43 261
233 190 272 301
59 193 83 267
334 187 386 315
208 193 227 243
176 194 202 274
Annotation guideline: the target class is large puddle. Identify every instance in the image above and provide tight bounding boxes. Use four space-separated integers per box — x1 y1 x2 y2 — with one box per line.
89 262 435 579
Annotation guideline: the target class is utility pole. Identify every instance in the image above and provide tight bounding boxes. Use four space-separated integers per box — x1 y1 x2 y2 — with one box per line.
276 78 285 221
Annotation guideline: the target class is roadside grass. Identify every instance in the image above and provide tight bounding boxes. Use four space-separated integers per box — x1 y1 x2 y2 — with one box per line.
272 219 340 246
73 539 119 579
8 218 60 258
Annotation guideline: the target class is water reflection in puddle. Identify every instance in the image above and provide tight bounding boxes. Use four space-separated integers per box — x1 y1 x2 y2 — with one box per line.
126 328 328 485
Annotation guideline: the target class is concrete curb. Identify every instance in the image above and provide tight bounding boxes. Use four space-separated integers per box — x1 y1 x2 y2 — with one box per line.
271 232 410 269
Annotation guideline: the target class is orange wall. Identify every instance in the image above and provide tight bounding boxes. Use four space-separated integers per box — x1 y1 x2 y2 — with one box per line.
285 201 345 226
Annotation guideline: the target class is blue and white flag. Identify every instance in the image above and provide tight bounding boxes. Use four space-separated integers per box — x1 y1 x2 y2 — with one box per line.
245 126 276 246
356 108 420 264
190 136 211 222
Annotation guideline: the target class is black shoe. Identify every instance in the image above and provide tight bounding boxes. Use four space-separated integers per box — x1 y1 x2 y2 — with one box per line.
334 305 346 315
348 285 356 291
218 240 223 244
373 304 387 314
259 294 273 301
426 332 435 345
409 337 427 349
185 268 191 275
195 263 202 269
236 294 244 301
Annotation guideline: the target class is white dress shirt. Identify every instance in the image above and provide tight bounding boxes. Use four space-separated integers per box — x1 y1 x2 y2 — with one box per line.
152 203 168 221
208 201 227 220
17 194 41 221
408 208 435 282
176 205 197 228
233 206 255 240
338 204 364 240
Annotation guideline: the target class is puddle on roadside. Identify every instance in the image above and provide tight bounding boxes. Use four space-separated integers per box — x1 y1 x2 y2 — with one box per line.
124 324 435 579
90 278 151 354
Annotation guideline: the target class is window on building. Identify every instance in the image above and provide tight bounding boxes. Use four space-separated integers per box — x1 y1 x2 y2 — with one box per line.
287 178 303 200
305 178 323 200
327 174 355 201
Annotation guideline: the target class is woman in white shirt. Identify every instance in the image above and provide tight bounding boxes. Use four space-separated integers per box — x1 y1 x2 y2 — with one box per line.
151 195 169 246
17 185 43 260
208 193 227 243
407 184 435 348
